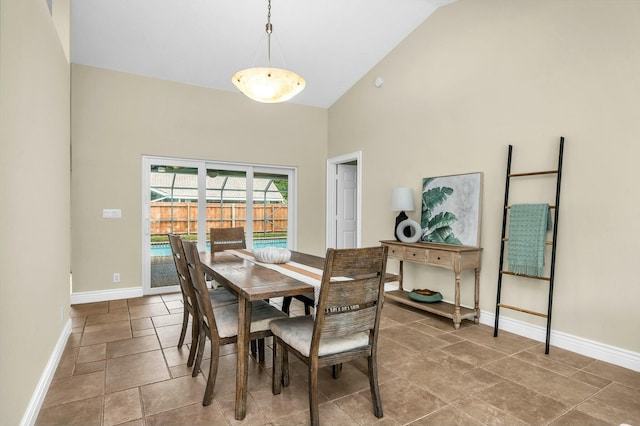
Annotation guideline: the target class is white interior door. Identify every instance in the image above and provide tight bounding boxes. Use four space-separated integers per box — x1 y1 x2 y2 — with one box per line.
336 164 357 249
326 152 362 249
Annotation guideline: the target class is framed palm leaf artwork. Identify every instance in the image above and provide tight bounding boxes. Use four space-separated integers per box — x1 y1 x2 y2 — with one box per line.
421 172 483 247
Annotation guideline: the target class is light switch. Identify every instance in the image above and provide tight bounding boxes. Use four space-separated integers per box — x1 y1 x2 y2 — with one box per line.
102 209 122 219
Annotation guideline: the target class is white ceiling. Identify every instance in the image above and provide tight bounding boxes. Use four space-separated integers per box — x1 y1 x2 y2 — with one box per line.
71 0 455 108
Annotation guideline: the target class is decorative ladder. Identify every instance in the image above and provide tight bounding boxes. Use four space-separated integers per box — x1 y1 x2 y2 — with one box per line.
493 137 565 354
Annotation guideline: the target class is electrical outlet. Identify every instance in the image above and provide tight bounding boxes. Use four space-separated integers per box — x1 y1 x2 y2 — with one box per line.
113 273 120 283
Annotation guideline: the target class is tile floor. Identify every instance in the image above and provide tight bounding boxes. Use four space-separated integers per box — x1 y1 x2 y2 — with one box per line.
36 294 640 425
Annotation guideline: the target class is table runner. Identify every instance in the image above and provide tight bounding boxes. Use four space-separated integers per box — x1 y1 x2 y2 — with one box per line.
227 249 324 305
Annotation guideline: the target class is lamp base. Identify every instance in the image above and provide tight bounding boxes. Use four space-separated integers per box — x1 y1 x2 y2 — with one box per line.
394 211 409 241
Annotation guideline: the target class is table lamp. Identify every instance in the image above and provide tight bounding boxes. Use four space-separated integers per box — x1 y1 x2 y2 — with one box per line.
391 187 415 240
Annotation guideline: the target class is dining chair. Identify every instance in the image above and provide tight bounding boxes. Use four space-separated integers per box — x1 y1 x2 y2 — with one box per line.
270 246 389 426
182 240 288 406
282 292 314 316
209 226 265 359
210 227 314 316
210 226 246 253
208 227 246 290
167 234 238 368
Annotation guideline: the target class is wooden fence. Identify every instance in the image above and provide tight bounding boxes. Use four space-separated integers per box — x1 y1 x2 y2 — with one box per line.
150 202 288 236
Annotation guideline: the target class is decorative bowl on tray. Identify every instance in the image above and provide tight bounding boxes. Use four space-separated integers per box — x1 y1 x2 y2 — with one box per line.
408 288 443 303
253 247 291 264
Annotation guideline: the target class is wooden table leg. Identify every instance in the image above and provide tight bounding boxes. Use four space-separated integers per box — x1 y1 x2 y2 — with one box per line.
453 271 461 329
235 298 252 420
474 268 480 324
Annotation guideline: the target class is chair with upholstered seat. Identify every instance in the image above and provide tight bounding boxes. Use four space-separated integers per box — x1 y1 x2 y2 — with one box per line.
282 292 314 315
182 240 288 406
209 226 266 359
168 234 238 368
210 227 246 254
270 246 388 426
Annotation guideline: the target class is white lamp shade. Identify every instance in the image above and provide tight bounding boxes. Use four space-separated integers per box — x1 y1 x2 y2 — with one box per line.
391 187 415 211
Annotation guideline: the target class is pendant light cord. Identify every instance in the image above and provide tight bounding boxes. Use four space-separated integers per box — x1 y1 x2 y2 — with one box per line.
265 0 273 66
231 0 305 103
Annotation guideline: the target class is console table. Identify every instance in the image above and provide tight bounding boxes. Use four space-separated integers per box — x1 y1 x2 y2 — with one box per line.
380 240 482 329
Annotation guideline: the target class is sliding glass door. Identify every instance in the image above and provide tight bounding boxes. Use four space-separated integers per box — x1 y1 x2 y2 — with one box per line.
251 171 292 249
142 157 296 294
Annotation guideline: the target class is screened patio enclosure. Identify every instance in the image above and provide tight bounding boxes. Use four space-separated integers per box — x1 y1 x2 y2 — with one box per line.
147 163 294 290
150 168 288 238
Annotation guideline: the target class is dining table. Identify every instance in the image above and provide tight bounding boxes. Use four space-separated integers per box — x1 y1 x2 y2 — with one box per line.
199 249 322 420
198 248 399 420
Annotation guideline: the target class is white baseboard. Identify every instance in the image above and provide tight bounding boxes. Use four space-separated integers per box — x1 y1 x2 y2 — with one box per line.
70 286 143 305
482 310 640 372
21 319 72 426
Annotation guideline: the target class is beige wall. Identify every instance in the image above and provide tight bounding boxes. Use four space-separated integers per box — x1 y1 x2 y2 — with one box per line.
0 0 71 423
71 65 328 293
329 0 640 354
52 0 70 61
3 1 638 421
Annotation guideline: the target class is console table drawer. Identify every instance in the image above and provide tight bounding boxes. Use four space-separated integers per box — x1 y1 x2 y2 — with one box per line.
404 247 427 263
427 250 453 267
387 245 404 259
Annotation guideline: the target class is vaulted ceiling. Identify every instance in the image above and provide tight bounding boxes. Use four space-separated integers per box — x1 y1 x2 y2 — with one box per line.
71 0 455 108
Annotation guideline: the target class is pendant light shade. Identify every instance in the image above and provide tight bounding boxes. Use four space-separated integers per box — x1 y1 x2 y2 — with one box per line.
232 0 305 103
232 67 305 103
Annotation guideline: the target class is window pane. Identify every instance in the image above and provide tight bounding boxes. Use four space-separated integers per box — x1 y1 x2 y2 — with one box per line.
206 170 248 242
252 172 289 249
149 164 198 289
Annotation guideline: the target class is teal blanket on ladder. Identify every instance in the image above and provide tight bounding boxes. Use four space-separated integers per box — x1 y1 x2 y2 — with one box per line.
507 203 551 277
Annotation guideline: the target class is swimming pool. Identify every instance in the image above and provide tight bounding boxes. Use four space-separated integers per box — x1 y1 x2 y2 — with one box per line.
151 238 287 257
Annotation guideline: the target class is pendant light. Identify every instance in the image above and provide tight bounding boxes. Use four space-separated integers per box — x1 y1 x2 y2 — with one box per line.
231 0 305 103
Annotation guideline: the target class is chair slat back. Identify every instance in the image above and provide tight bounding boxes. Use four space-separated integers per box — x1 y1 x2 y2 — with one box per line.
182 240 220 338
210 227 246 253
168 234 197 310
312 246 388 344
